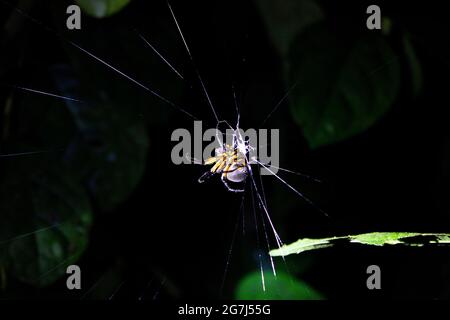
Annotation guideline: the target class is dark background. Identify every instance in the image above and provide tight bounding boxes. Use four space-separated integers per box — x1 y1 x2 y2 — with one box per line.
1 0 450 300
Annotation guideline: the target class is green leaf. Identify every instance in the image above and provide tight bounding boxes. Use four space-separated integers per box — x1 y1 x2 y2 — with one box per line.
235 270 324 300
50 66 150 212
270 232 450 257
76 0 131 18
288 24 401 148
0 164 93 287
255 0 323 58
66 114 149 212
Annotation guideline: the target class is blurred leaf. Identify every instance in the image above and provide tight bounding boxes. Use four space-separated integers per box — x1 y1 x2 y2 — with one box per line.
381 17 393 36
0 164 92 287
270 232 450 257
288 24 400 148
255 0 323 58
235 270 323 300
75 0 131 18
65 110 149 212
403 34 423 97
55 10 185 125
51 65 150 212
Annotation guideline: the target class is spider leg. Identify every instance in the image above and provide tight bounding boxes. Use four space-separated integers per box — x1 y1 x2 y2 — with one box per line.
204 156 218 165
222 162 232 180
211 157 225 173
198 171 214 183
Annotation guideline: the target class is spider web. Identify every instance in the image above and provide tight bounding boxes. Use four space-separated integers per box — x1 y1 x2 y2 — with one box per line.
0 0 326 299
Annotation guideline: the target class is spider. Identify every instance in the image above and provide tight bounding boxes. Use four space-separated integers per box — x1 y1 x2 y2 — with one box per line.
198 140 250 193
